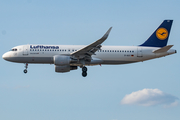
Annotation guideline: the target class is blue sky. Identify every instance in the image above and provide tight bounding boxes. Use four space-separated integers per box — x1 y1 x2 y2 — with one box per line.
0 0 180 120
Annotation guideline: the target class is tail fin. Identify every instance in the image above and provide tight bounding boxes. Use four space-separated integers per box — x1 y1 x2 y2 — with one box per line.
140 20 173 47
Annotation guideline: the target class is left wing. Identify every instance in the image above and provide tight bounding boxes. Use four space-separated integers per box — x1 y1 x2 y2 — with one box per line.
70 27 112 59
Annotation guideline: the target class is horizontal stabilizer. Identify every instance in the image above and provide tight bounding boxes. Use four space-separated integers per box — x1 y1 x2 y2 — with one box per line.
153 45 173 53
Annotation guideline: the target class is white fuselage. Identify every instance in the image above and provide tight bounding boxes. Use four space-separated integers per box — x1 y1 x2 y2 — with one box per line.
2 44 176 66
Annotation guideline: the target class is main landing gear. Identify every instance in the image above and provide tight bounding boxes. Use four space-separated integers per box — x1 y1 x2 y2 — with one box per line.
24 63 28 74
82 66 87 77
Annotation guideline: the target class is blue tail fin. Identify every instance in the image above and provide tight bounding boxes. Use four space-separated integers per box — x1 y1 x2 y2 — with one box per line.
140 20 173 47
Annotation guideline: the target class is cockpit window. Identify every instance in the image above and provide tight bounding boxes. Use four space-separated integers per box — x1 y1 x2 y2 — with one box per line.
11 48 17 51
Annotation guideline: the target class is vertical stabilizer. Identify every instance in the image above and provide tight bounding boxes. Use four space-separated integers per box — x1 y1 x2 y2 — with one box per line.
140 20 173 47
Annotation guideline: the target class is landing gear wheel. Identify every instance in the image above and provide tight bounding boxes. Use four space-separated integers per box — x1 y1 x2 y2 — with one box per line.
82 66 87 72
82 71 87 77
24 63 28 74
24 69 27 74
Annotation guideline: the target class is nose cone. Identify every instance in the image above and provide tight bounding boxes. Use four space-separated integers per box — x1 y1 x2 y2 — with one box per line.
2 52 17 62
2 52 10 61
2 53 7 59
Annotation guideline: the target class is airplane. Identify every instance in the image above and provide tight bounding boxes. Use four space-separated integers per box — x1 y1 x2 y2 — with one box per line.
2 20 177 77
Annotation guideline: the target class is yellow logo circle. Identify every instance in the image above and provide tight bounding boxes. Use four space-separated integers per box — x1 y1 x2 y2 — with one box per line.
156 28 168 40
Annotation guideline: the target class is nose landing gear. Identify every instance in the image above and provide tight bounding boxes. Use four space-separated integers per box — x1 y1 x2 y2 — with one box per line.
24 63 28 74
82 66 87 77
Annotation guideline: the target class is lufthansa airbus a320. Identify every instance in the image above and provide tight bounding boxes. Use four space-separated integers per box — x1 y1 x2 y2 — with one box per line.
2 20 176 77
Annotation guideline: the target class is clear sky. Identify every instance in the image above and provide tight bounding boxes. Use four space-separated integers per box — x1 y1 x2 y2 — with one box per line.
0 0 180 120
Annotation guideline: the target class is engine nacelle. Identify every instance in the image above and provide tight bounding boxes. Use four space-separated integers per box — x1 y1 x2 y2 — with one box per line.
55 65 78 73
53 55 71 65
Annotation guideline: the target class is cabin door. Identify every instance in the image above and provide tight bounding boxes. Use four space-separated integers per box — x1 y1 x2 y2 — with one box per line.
137 47 143 57
23 45 28 55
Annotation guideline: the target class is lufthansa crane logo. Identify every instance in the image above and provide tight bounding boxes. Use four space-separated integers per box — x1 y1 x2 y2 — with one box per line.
156 28 168 40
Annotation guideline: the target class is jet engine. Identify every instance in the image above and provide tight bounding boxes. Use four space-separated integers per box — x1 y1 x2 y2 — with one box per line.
53 55 77 72
55 65 77 73
53 55 71 65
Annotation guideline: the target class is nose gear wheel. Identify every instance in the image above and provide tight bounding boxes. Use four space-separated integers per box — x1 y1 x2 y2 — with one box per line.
24 63 28 74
